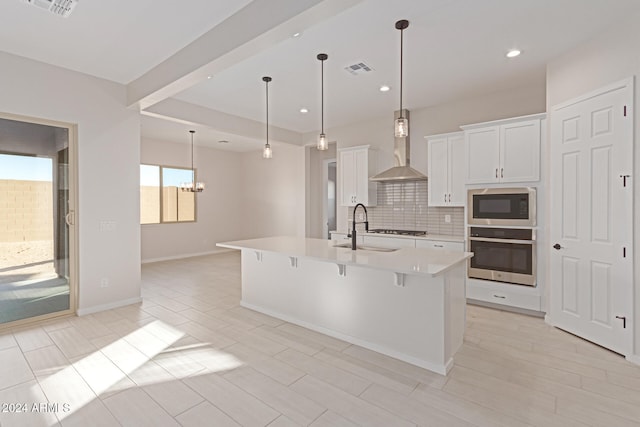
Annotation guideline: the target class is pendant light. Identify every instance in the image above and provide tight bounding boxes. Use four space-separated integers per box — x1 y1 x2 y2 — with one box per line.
394 19 409 138
317 53 329 151
180 130 205 192
262 76 273 159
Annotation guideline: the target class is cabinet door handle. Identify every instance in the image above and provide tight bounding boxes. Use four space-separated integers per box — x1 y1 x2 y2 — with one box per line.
434 244 444 248
501 168 504 178
492 294 506 299
444 193 447 203
495 168 498 178
448 194 451 203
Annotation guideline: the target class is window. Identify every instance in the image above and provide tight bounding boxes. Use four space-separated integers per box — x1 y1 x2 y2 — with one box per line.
140 164 196 224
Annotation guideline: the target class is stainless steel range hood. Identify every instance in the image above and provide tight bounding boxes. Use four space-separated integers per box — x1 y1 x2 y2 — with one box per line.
370 109 427 182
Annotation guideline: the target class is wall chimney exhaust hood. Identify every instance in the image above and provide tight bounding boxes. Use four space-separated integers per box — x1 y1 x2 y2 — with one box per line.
370 110 427 182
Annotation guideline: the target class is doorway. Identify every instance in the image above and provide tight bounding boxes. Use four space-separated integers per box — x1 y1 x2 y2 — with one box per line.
323 159 337 239
0 115 77 326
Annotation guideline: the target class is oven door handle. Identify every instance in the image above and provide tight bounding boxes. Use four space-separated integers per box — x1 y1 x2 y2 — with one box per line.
469 237 535 245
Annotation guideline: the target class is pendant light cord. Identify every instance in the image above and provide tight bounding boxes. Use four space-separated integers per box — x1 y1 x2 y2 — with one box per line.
399 27 404 115
190 130 195 183
321 58 324 134
266 80 269 145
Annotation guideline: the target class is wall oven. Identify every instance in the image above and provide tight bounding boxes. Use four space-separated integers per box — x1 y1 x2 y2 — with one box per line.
468 227 536 286
468 187 536 227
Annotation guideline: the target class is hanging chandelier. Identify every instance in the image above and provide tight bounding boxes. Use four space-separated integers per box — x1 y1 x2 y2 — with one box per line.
180 130 205 192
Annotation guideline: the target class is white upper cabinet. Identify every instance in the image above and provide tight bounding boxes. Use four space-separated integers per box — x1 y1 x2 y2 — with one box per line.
338 145 377 206
426 132 465 206
462 114 545 184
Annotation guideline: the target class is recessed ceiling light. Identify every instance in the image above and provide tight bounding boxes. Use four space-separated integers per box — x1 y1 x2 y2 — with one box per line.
292 32 302 38
506 49 521 58
300 108 309 114
379 85 391 92
207 75 212 79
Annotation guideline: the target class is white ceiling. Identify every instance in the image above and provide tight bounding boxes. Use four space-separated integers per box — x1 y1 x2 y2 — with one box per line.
141 115 263 153
0 0 253 83
1 0 639 151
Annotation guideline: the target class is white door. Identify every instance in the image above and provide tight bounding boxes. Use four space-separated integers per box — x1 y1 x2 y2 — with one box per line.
428 137 449 206
549 78 633 355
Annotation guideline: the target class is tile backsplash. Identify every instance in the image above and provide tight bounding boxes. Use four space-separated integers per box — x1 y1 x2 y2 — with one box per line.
347 181 464 236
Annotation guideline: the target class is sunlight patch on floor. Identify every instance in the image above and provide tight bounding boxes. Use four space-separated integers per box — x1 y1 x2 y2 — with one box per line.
30 319 245 422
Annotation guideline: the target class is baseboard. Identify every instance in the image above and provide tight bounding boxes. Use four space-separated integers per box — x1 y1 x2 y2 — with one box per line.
627 354 640 366
141 248 235 264
77 296 143 316
467 298 545 318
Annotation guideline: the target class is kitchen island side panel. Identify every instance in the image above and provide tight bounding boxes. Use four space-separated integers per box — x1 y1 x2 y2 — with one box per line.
239 250 465 374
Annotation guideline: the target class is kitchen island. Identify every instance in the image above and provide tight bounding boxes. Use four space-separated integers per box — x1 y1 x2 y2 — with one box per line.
217 236 473 375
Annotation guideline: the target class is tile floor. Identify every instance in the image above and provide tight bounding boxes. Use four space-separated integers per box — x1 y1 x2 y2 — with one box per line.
0 251 639 426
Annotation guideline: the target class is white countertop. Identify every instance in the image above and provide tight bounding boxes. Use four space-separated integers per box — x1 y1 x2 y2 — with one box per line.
330 230 465 243
218 236 473 277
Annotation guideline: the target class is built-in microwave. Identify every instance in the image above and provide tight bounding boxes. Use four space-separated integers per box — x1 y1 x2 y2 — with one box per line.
467 187 536 227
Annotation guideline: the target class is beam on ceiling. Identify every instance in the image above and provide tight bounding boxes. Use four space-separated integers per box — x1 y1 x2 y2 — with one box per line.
143 98 302 146
127 0 363 110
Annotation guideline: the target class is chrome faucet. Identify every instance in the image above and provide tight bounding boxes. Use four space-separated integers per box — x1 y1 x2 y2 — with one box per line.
351 203 369 250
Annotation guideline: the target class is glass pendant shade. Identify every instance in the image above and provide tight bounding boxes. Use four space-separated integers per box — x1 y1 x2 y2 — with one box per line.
317 133 328 151
394 117 408 138
263 143 273 159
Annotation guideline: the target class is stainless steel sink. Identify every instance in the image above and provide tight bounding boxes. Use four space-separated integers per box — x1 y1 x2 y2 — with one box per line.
332 243 399 252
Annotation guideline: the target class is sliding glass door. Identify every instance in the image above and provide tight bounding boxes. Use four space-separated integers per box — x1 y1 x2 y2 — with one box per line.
0 116 76 325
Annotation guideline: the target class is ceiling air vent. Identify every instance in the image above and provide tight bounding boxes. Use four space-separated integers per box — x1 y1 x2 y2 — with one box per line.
20 0 78 18
344 62 374 76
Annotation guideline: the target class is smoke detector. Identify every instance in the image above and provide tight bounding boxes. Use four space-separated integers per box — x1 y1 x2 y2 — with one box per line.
20 0 78 18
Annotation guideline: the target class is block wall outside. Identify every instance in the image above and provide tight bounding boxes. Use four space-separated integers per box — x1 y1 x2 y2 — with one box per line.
140 186 160 224
141 185 194 223
0 179 53 242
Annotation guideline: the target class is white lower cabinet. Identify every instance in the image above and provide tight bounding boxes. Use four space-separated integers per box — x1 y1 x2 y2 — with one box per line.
415 239 464 252
466 279 542 311
362 236 416 248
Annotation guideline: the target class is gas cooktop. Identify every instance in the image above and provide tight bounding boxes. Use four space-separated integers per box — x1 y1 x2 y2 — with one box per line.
368 229 427 236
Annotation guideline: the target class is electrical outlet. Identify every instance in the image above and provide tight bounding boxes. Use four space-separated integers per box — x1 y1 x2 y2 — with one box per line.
444 214 451 223
100 278 109 288
99 221 116 232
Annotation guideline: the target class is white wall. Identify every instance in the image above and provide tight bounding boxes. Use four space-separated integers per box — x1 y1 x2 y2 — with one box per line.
546 10 640 358
140 138 245 262
239 143 305 239
0 51 141 314
304 84 546 232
